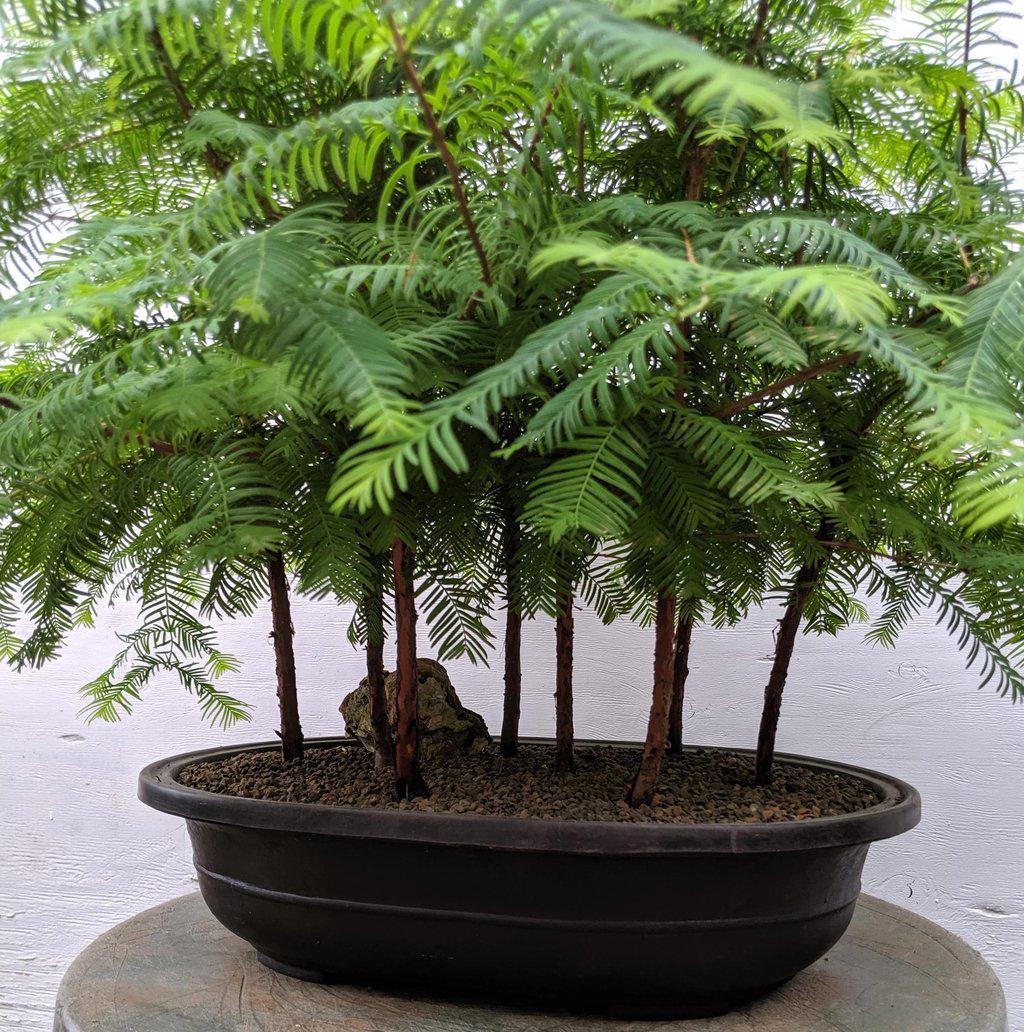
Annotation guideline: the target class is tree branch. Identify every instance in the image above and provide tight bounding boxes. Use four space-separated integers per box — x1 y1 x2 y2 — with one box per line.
957 0 975 177
745 0 771 65
149 29 229 178
387 15 493 290
712 352 859 419
723 279 981 423
524 87 559 174
0 396 177 454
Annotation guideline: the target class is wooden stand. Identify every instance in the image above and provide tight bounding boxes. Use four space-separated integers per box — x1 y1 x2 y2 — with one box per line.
53 892 1006 1031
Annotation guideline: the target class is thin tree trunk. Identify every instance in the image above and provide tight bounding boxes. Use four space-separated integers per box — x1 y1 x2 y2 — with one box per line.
266 552 303 764
667 614 693 754
628 593 677 806
391 536 425 798
958 0 974 177
499 504 523 757
754 560 822 785
685 144 713 201
754 392 893 785
746 0 770 63
554 588 575 773
387 15 492 288
498 510 523 758
500 606 523 757
365 580 394 770
366 635 393 769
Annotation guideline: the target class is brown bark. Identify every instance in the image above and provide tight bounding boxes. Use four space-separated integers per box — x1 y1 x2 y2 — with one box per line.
754 390 894 785
554 589 575 773
792 142 815 264
685 143 713 202
391 536 425 798
681 0 769 204
366 636 393 770
266 552 303 764
958 0 974 177
499 510 523 757
500 606 523 758
710 0 771 202
667 614 693 754
365 583 394 770
149 29 229 178
754 557 822 785
713 353 858 420
745 0 771 64
628 593 677 806
387 15 492 288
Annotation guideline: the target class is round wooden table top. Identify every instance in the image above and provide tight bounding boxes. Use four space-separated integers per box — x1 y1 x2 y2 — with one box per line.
54 891 1007 1032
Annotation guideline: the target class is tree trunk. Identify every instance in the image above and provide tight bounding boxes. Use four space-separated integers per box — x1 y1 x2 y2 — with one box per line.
499 514 522 758
754 393 891 786
667 614 693 754
958 0 974 177
685 145 713 201
754 560 822 785
628 593 676 806
391 536 425 798
365 582 394 771
554 588 575 773
366 635 393 770
500 607 523 758
266 552 303 764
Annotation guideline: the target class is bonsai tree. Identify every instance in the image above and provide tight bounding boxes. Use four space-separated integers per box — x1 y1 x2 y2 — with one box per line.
1 0 1023 809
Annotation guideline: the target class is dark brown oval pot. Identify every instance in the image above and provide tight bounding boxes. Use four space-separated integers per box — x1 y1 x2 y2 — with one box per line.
139 737 920 1019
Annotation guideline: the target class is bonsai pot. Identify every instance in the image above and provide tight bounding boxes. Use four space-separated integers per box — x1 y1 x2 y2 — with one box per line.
139 737 920 1019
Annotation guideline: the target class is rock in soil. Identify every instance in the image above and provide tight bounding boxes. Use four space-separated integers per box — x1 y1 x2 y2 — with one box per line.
340 657 490 759
178 744 882 824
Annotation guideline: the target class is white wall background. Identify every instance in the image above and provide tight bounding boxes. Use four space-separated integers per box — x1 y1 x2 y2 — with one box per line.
1 595 1022 1030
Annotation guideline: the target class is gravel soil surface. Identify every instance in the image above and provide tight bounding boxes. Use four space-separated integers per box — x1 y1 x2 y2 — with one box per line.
178 743 883 824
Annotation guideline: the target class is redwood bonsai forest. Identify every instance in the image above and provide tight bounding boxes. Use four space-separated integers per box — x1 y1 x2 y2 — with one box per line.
1 0 1023 819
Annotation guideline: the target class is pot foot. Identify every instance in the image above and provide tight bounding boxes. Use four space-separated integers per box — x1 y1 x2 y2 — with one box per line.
257 952 334 984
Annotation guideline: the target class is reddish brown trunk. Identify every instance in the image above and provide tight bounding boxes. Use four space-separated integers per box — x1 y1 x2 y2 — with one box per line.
366 637 393 771
685 144 712 201
628 594 677 806
500 606 523 758
554 589 575 773
500 513 523 758
958 0 974 176
667 614 693 754
754 396 891 786
266 552 303 764
363 576 393 769
745 0 770 63
387 15 492 288
391 536 425 798
754 560 822 785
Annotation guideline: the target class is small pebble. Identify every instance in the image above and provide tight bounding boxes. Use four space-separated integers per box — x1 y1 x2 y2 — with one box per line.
178 744 882 825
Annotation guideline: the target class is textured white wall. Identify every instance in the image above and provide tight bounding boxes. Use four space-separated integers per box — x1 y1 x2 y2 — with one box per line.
1 594 1022 1030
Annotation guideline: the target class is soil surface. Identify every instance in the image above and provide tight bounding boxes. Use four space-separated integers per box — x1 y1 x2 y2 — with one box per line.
178 743 882 824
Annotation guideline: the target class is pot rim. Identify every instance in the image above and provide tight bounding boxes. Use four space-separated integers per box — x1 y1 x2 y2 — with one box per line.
138 737 920 855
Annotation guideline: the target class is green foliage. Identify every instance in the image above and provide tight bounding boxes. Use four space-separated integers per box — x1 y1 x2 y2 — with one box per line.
0 0 1022 727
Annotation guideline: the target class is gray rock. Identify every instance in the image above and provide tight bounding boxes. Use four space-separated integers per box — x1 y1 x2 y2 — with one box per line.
340 657 491 758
